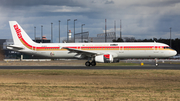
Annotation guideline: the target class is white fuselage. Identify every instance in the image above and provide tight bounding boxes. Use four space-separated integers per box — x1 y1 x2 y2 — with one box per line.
16 42 177 59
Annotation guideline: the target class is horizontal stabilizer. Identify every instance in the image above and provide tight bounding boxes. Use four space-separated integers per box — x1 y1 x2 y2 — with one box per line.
7 45 24 50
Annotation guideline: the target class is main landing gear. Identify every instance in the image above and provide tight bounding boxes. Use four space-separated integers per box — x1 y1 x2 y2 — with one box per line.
85 60 96 66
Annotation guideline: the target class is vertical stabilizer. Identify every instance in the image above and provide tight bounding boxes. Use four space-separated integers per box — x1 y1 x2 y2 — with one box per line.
9 21 37 47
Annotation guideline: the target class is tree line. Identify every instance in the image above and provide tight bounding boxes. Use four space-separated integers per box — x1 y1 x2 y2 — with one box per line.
113 38 180 54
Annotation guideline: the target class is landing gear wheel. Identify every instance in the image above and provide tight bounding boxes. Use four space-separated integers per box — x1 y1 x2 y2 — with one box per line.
91 61 96 66
85 61 91 66
155 58 158 67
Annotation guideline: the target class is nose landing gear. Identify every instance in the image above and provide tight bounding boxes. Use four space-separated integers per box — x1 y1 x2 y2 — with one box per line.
155 58 158 66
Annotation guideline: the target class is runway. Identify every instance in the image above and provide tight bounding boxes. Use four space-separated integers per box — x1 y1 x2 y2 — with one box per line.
0 63 180 70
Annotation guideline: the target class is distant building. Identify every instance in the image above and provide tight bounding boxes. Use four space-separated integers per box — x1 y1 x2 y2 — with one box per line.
3 39 20 59
33 36 51 43
88 32 116 42
0 39 6 60
0 39 6 49
63 32 116 43
88 37 115 42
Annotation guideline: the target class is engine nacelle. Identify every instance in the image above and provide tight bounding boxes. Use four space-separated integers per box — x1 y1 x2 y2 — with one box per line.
95 54 113 63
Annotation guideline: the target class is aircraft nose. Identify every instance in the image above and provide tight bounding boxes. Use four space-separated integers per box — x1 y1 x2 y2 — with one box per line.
172 50 177 56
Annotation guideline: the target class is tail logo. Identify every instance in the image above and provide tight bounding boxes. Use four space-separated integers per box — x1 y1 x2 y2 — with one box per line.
14 24 22 39
11 22 60 51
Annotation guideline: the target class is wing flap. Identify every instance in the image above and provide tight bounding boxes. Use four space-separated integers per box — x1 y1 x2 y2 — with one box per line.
63 47 103 57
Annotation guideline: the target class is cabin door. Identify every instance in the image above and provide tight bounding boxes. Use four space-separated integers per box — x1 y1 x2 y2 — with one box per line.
119 46 124 53
154 44 159 53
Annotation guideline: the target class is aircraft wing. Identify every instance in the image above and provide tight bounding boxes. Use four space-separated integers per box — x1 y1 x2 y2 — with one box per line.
63 47 103 57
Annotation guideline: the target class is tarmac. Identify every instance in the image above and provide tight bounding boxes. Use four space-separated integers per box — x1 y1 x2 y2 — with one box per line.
0 63 179 70
0 59 180 70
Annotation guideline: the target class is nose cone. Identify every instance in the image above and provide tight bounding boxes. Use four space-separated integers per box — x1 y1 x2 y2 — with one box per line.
173 50 177 56
171 50 177 56
164 49 177 58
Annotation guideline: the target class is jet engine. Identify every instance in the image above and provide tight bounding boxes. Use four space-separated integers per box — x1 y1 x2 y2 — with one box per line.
95 54 113 63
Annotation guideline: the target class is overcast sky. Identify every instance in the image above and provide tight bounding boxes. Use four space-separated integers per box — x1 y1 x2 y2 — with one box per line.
0 0 180 42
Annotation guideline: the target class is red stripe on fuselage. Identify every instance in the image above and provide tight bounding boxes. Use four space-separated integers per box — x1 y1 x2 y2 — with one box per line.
21 38 32 49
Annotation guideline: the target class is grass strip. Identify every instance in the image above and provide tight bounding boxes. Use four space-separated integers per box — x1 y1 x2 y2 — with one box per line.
0 70 180 100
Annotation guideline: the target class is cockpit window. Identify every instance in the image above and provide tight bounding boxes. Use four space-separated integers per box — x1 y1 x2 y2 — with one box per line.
164 47 172 49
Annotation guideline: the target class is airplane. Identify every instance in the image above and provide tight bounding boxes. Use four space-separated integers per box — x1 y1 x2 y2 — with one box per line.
7 21 177 66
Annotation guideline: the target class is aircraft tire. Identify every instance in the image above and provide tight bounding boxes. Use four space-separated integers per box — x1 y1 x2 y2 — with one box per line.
91 61 96 66
85 61 91 66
